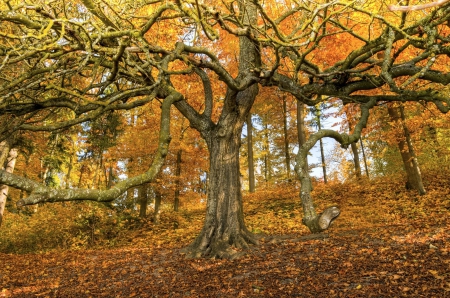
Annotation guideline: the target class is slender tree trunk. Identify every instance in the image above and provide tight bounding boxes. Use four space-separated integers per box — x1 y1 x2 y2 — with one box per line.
246 113 255 192
296 136 339 233
388 105 426 195
399 106 425 194
282 96 291 179
153 186 162 224
345 108 362 178
20 155 31 202
263 122 271 183
139 183 148 218
319 138 328 183
316 115 328 183
350 142 362 179
0 140 11 167
65 155 74 189
126 187 135 210
78 164 85 188
106 165 114 189
0 147 18 226
174 122 186 211
174 148 182 211
360 138 370 177
96 155 103 189
42 163 50 186
297 102 308 173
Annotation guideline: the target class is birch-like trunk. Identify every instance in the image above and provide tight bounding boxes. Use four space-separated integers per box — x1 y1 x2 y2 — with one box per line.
282 96 291 179
0 147 18 226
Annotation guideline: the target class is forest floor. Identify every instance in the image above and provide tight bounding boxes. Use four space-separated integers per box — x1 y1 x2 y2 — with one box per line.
1 172 450 297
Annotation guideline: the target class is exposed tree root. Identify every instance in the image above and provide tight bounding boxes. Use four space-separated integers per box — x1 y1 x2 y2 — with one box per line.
181 228 259 259
261 233 329 244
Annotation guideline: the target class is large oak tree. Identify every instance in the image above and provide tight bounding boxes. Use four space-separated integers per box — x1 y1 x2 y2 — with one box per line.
1 0 450 257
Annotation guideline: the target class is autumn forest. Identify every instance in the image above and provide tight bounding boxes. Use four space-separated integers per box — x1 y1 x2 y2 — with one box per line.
1 0 450 296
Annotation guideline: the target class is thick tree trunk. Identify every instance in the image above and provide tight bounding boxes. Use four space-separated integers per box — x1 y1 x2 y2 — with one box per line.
178 0 260 258
246 113 255 192
388 105 425 195
0 147 18 226
282 96 291 179
182 115 258 258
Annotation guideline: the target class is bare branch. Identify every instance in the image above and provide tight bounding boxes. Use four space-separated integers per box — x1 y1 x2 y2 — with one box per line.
388 0 450 11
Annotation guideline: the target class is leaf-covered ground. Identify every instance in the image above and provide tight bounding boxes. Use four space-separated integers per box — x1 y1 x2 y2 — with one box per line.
1 172 450 297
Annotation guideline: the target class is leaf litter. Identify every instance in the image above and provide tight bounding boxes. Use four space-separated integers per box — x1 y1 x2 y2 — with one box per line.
1 171 449 297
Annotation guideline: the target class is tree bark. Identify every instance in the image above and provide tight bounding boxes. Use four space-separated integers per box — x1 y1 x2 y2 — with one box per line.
345 107 362 179
296 139 339 233
138 183 148 218
297 102 308 173
350 142 362 179
153 186 161 224
263 122 271 183
315 107 328 183
387 105 426 195
360 138 370 177
246 113 255 192
174 148 182 211
282 96 291 179
0 140 12 168
319 137 328 183
181 109 258 258
0 147 18 226
174 121 186 211
178 0 260 258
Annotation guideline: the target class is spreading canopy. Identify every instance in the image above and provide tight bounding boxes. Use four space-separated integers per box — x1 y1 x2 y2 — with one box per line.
1 0 450 205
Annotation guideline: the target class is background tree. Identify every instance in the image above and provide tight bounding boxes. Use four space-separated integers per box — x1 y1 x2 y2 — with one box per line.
387 104 426 194
309 101 329 183
245 113 256 192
